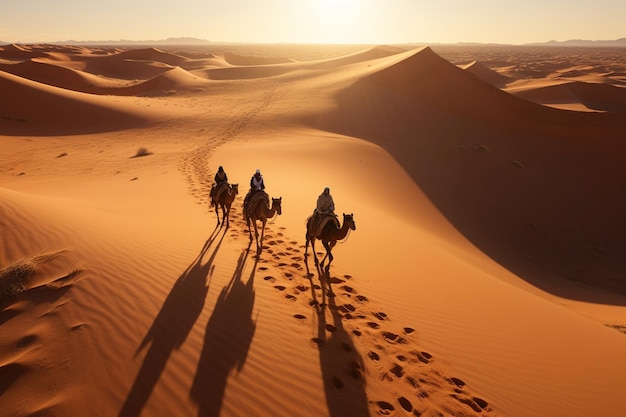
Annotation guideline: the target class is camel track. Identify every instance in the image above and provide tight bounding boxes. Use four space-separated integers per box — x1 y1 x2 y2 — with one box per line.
176 78 495 416
179 82 278 209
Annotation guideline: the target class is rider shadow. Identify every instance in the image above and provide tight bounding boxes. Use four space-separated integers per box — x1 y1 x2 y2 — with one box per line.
310 269 370 417
117 225 226 417
190 243 257 417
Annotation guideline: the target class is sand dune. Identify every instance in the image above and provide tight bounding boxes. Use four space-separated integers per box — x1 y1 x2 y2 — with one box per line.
461 60 515 87
2 43 626 417
511 80 626 111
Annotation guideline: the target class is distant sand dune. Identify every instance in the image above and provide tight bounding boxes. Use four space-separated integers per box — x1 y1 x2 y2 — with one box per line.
0 71 159 135
461 60 515 87
513 80 626 111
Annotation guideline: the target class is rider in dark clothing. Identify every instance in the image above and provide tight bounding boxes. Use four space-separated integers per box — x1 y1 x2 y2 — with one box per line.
210 166 229 207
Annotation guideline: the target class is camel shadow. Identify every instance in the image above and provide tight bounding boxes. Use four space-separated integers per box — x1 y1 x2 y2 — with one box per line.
311 269 370 417
190 242 257 417
117 225 225 417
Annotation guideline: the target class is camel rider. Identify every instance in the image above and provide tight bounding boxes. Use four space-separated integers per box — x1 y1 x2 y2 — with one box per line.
215 166 228 185
210 166 229 206
313 187 335 236
244 169 265 216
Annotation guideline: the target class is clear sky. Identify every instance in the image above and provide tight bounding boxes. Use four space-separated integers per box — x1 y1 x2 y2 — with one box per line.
2 0 625 45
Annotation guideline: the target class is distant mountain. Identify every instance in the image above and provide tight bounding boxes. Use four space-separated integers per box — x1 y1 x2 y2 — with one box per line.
51 37 216 45
526 38 626 47
0 37 215 46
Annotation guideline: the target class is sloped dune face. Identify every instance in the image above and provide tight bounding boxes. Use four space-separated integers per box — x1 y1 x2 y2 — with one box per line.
310 46 626 296
0 71 157 135
513 80 626 112
461 60 514 87
113 47 189 67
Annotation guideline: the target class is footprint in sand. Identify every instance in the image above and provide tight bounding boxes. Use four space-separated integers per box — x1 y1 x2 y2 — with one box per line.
473 397 489 410
390 363 404 378
373 311 388 321
413 350 433 364
375 401 395 416
452 394 489 413
446 376 466 388
398 396 413 412
340 304 356 313
263 276 276 283
16 334 39 348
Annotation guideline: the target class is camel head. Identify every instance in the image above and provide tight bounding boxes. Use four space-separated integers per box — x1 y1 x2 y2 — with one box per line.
231 183 239 194
272 197 282 215
343 213 356 231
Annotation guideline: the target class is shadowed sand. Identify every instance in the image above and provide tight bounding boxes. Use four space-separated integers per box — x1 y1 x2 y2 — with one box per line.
2 42 626 417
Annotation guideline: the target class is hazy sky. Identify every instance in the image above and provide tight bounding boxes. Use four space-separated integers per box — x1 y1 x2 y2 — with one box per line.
2 0 625 45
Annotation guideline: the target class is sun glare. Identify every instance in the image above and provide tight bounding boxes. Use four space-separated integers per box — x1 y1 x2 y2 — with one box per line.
309 0 366 43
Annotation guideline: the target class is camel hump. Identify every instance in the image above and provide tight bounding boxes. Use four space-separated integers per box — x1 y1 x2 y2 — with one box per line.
321 214 339 230
250 191 269 207
214 182 229 199
314 214 339 237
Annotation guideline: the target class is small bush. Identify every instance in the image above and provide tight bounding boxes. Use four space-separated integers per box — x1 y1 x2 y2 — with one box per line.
0 250 66 299
131 147 153 158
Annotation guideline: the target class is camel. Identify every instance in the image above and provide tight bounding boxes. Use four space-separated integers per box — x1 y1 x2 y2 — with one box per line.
305 213 356 271
213 183 238 227
244 191 282 250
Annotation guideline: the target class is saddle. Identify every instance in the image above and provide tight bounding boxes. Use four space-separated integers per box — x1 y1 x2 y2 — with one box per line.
245 190 268 216
314 213 339 238
214 182 229 201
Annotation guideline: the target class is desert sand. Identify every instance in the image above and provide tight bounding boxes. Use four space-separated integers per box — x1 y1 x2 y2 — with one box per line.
1 42 626 417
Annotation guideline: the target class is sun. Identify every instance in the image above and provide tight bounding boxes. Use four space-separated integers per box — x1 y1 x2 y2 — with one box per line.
308 0 365 43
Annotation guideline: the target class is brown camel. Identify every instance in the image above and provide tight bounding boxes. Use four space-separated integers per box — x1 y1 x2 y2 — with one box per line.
214 183 238 227
305 213 356 271
245 191 282 250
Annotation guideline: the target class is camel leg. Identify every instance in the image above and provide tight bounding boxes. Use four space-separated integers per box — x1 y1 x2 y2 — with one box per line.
215 204 221 225
325 241 337 270
258 219 267 253
321 241 335 270
253 220 260 248
311 239 320 266
225 204 230 227
304 237 312 265
247 217 253 240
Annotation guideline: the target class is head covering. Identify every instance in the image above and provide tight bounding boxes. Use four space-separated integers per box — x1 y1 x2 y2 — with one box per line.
255 169 261 175
218 166 223 171
324 187 330 192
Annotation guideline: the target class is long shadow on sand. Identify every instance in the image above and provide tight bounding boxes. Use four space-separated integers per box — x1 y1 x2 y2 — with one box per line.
310 268 370 417
190 243 257 417
117 225 226 417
